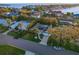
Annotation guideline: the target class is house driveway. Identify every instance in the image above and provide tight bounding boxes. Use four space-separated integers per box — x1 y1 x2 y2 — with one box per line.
0 34 79 55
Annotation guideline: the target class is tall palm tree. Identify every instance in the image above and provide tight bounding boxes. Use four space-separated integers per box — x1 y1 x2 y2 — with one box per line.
18 21 26 30
6 18 12 26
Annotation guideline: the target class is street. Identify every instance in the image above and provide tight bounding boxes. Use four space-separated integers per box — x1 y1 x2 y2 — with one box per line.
0 34 78 55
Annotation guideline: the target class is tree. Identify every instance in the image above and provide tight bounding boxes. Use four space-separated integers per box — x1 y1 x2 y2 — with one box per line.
17 15 28 21
47 26 79 47
34 6 45 11
66 12 74 16
6 18 12 26
27 20 37 29
39 17 58 26
11 16 17 21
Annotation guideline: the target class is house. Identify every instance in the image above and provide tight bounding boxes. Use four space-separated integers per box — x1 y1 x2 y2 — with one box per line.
4 12 19 17
51 11 63 17
32 23 48 32
38 24 48 31
43 10 63 17
59 20 73 25
31 11 41 18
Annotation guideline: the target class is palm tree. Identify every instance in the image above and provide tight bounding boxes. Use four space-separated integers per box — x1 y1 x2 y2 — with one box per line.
18 21 26 30
6 18 12 26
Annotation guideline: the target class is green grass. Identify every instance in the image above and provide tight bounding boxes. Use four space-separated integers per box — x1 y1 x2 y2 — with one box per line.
8 30 26 39
8 31 18 37
0 24 8 33
8 30 41 42
22 33 41 42
0 45 25 55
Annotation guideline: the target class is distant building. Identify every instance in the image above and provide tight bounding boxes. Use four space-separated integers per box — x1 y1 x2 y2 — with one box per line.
38 24 48 31
59 20 73 25
44 10 63 17
31 11 41 18
4 12 19 17
51 11 63 17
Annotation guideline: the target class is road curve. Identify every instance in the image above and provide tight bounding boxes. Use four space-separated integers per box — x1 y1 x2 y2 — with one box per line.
0 34 79 55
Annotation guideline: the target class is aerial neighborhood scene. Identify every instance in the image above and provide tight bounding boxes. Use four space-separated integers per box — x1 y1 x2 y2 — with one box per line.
0 4 79 55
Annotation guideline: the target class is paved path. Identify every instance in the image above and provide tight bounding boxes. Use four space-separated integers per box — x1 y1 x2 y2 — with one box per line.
0 34 79 55
2 29 13 35
39 25 52 45
39 35 50 45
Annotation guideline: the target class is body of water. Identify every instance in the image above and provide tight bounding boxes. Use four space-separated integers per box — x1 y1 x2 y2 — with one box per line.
61 6 79 14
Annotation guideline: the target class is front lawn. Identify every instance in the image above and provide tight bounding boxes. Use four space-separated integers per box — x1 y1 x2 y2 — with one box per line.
0 45 25 55
0 24 8 33
22 32 41 42
8 30 41 42
8 30 26 39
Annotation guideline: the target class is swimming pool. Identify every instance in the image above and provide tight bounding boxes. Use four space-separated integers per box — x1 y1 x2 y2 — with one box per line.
10 21 30 30
0 19 8 26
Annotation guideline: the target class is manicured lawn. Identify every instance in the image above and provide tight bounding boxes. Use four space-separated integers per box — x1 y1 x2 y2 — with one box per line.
0 45 25 55
8 30 41 42
22 32 41 42
8 31 18 37
0 24 8 33
8 30 26 39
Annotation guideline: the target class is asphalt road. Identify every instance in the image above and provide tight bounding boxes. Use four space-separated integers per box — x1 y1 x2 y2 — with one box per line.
0 34 79 55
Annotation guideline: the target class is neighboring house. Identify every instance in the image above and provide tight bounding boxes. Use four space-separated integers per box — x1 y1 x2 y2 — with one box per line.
51 11 63 17
44 10 63 17
44 10 50 14
4 12 19 17
38 24 48 31
59 20 73 25
33 23 48 32
31 11 41 18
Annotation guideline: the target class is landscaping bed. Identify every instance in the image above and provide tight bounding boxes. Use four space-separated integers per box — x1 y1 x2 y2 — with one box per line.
0 45 25 55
